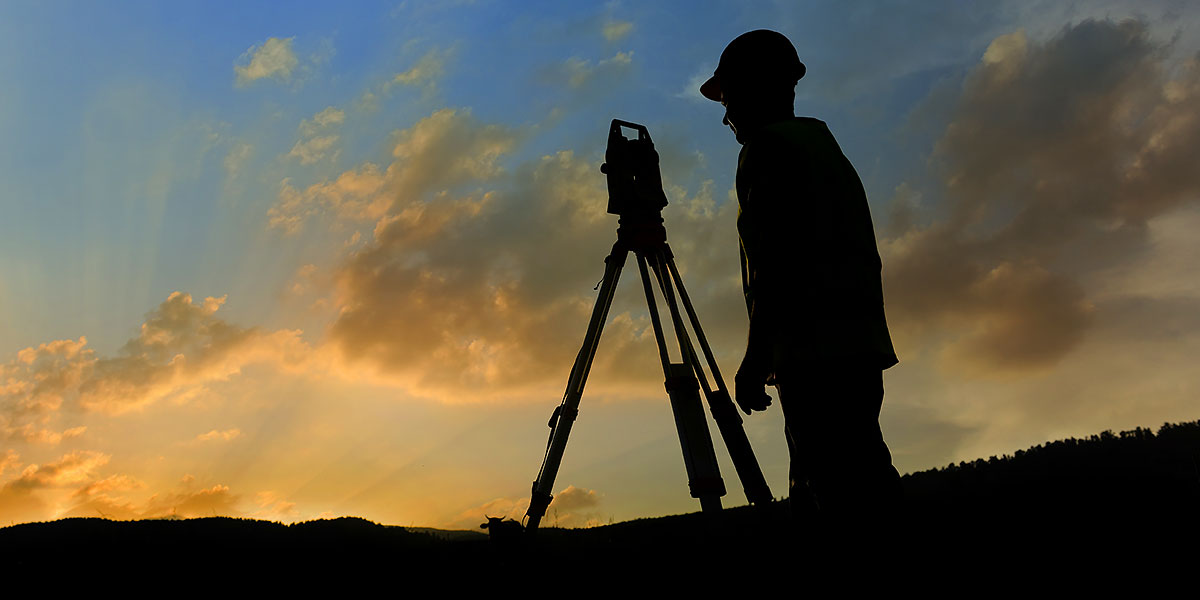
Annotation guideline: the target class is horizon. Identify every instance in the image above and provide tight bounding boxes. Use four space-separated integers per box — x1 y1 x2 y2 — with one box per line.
3 1 1199 529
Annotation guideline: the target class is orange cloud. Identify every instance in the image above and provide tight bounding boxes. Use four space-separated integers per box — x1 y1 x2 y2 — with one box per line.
1 291 313 427
0 450 18 478
446 485 604 529
0 450 109 522
8 424 87 445
143 484 240 519
194 428 242 443
253 491 299 521
7 450 110 491
553 484 601 510
269 108 518 234
264 106 741 402
1 292 316 449
56 475 244 521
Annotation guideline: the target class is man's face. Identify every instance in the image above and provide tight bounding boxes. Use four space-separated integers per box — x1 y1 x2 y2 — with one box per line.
720 91 748 144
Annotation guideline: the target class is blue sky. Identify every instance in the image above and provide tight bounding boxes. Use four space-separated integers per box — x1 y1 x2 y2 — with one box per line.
2 1 1199 528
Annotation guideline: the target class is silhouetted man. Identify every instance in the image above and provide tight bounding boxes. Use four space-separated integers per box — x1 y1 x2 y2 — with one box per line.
700 30 902 533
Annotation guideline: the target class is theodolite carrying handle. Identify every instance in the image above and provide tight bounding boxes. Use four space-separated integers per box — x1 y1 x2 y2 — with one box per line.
601 119 668 218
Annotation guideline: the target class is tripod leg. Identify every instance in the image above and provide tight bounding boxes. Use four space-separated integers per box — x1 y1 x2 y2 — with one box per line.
635 253 673 378
526 247 628 532
659 246 774 506
646 250 701 372
639 253 726 512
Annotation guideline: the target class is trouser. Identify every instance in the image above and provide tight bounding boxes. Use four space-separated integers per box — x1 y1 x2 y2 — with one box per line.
776 362 902 527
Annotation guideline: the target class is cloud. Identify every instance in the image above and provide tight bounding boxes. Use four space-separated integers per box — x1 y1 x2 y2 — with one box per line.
60 477 242 521
289 264 320 296
602 20 633 42
72 473 142 499
62 474 144 520
446 496 526 529
194 428 241 443
544 51 634 91
0 292 314 443
552 484 600 510
223 143 252 180
446 485 604 529
234 37 299 86
4 450 110 492
0 450 18 478
270 166 388 233
391 48 448 88
677 66 713 102
324 146 653 397
9 425 86 445
80 292 311 413
269 108 517 233
300 107 346 136
0 457 250 521
357 90 379 113
286 106 346 165
0 450 110 522
883 18 1200 376
253 491 298 521
287 135 339 165
267 106 739 402
143 484 240 518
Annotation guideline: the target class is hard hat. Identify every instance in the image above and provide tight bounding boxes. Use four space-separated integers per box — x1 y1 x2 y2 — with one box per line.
700 29 806 102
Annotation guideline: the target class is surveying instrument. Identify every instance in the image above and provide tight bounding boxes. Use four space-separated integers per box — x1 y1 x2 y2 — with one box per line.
523 120 773 532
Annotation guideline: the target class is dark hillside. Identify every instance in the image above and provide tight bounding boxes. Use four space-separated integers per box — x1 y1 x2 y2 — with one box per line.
903 421 1200 522
4 420 1198 579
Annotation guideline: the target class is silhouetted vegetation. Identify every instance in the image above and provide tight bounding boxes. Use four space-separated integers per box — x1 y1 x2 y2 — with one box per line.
4 420 1198 579
904 420 1200 521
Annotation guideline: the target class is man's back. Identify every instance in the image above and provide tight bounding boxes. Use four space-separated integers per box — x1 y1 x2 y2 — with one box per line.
735 117 898 371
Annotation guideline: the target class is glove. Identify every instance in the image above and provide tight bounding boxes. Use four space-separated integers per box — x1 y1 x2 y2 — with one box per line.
734 365 773 416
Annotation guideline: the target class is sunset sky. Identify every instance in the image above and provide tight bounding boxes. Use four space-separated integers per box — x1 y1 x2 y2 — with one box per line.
3 1 1199 529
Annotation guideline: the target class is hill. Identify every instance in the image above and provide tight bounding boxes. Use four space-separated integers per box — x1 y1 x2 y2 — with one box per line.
3 420 1198 579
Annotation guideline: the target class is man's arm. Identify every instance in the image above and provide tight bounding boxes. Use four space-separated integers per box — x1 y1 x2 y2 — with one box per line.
733 139 799 414
734 281 777 415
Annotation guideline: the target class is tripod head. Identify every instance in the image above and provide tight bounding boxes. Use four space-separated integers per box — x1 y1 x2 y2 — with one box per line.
600 120 669 222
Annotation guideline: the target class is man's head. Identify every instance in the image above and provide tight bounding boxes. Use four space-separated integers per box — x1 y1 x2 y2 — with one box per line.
701 30 805 143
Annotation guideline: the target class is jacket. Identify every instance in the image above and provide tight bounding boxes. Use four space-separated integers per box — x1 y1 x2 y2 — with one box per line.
736 117 898 371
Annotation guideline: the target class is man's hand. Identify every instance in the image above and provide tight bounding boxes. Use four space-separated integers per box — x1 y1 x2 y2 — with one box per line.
734 353 773 416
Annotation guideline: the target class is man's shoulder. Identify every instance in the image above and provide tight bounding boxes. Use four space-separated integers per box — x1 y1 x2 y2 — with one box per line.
746 117 835 157
762 117 833 145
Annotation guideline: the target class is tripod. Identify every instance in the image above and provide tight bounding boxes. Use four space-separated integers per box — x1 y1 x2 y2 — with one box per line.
524 122 772 532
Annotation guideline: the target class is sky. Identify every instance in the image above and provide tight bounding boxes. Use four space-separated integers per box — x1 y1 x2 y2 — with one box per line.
2 0 1199 529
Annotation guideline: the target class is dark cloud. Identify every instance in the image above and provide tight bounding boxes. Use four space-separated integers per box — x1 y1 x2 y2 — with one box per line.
1091 295 1200 342
884 19 1200 374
